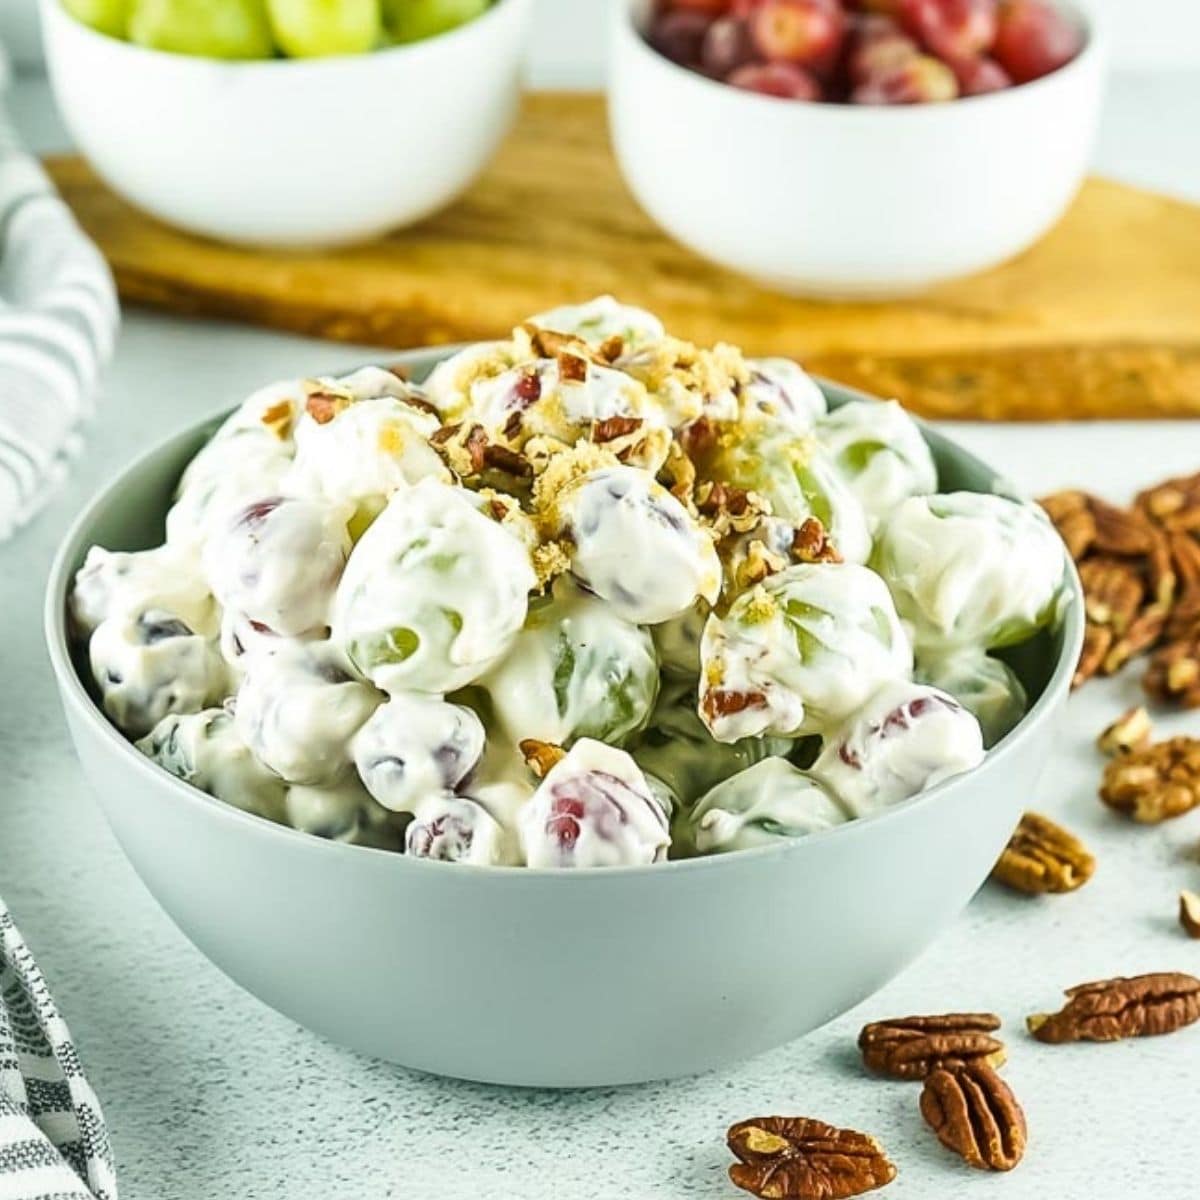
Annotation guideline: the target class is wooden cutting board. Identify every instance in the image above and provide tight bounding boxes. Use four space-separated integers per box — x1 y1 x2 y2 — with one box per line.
46 93 1200 421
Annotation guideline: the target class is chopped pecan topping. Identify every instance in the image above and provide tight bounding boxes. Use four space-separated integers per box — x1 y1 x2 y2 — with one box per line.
792 518 842 564
1096 705 1152 756
519 323 589 360
557 349 589 384
697 481 753 518
726 1117 896 1199
658 439 697 504
464 424 489 473
858 1013 1004 1080
592 415 643 443
482 442 533 478
992 811 1095 894
1027 972 1200 1043
598 334 625 362
920 1063 1026 1172
1179 891 1200 939
519 738 566 779
259 399 294 439
678 415 718 461
429 422 459 446
305 389 348 425
702 688 767 723
1100 736 1200 822
399 390 441 419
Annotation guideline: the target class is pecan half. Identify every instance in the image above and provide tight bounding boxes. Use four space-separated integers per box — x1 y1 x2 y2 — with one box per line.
919 1063 1026 1172
1179 891 1200 939
1027 972 1200 1043
1144 632 1200 707
1099 736 1200 822
1137 471 1200 532
1039 490 1096 560
991 811 1095 894
519 739 566 779
726 1117 897 1199
1090 497 1154 557
1078 557 1144 635
1073 623 1113 688
858 1013 1004 1080
1096 706 1152 756
1104 603 1169 674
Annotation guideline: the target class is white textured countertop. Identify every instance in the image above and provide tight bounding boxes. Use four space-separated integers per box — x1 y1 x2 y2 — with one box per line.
2 69 1200 1200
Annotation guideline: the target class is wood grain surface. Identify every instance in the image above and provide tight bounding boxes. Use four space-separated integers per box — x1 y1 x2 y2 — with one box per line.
46 93 1200 420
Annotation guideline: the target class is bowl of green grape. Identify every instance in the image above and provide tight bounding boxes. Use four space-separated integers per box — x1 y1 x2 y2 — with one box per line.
42 0 532 247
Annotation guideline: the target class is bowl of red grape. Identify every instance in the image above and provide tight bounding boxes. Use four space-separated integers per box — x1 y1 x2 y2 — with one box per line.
41 0 532 247
610 0 1105 296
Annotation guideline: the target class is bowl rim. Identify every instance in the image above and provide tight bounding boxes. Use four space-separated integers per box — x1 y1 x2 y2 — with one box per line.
614 0 1105 117
41 0 527 70
44 355 1084 881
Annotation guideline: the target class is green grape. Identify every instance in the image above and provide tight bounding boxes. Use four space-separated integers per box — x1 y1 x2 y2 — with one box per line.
384 0 489 44
129 0 275 58
267 0 382 58
63 0 132 38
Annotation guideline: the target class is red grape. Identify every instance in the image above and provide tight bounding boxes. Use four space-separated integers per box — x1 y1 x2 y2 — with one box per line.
851 53 959 102
955 54 1011 94
649 9 713 66
701 15 758 76
847 21 919 85
750 0 846 72
728 60 822 98
993 0 1082 83
897 0 997 63
664 0 732 15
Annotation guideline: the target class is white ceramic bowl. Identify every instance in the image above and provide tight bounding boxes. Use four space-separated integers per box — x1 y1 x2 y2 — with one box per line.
609 0 1106 297
40 0 531 248
44 354 1082 1087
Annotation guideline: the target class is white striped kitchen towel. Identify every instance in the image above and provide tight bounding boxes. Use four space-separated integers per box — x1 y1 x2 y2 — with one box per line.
0 41 118 542
0 899 116 1200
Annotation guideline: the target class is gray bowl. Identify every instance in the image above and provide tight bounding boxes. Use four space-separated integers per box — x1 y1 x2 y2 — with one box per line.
44 350 1083 1087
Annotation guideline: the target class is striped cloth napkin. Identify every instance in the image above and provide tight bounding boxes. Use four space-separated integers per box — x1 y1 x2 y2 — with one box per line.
0 40 118 542
0 899 117 1200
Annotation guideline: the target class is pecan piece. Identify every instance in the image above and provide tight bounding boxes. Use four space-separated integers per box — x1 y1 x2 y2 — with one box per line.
1104 603 1168 674
657 439 696 504
1096 705 1152 756
592 415 643 443
1027 972 1200 1043
1099 736 1200 822
858 1013 1004 1080
702 688 767 724
1072 623 1113 689
556 349 589 384
1039 490 1096 560
726 1117 896 1199
519 738 566 779
259 399 294 439
1144 634 1200 707
792 518 842 565
1137 471 1200 532
305 389 348 425
1078 557 1144 635
1089 497 1154 557
1179 891 1200 939
920 1063 1026 1172
482 442 533 478
991 811 1095 894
